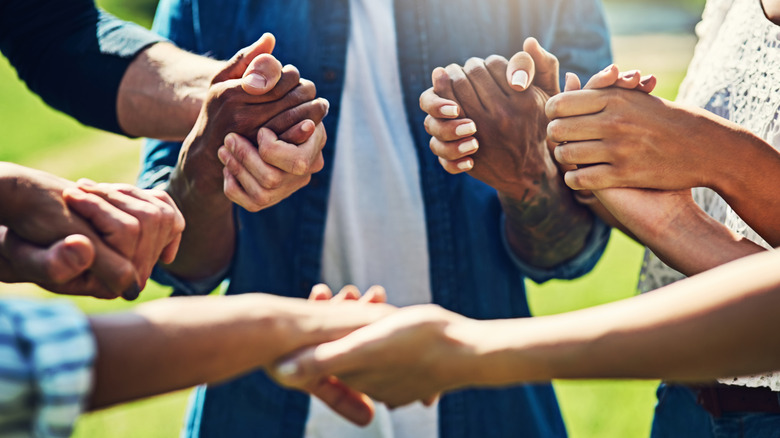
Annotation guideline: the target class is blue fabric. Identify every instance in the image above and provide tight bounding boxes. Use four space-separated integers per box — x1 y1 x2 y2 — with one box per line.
140 1 613 437
651 384 780 438
0 299 95 438
0 0 165 135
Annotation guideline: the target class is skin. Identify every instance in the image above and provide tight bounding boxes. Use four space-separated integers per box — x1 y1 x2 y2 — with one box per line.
162 34 330 281
419 38 593 268
88 286 394 427
0 163 183 299
273 249 780 410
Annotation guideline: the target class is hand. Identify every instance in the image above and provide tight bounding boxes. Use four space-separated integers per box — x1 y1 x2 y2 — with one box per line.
173 33 329 204
273 304 476 409
266 284 390 426
218 122 327 212
546 73 719 192
0 164 184 299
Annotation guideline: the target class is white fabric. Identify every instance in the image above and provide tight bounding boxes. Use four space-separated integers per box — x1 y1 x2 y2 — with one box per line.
311 0 439 436
638 0 780 389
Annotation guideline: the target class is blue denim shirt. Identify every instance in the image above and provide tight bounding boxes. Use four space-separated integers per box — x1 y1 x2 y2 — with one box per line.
140 1 612 437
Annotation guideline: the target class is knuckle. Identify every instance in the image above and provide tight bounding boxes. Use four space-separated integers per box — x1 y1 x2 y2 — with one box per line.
262 171 284 189
291 157 310 176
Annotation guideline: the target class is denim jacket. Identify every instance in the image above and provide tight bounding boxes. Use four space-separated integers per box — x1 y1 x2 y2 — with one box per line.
139 1 612 436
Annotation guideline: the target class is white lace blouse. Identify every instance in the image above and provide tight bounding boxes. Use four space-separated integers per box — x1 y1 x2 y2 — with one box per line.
637 0 780 389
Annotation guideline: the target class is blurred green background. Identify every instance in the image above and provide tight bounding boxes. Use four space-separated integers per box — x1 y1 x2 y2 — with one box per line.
0 0 706 436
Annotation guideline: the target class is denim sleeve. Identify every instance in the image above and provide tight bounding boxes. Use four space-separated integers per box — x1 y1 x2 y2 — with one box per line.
0 299 95 438
502 214 611 284
0 0 166 135
549 0 613 83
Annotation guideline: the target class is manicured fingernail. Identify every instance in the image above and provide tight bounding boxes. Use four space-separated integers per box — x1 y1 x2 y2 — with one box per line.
511 70 529 88
458 138 479 154
243 73 268 90
441 105 459 117
276 360 299 378
455 122 477 137
457 159 474 171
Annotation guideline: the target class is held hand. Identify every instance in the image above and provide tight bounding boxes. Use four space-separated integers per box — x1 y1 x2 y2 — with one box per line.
217 121 327 212
273 304 476 410
546 71 717 192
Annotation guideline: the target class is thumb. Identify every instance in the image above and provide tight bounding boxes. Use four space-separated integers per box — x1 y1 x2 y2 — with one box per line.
564 72 582 92
0 228 95 285
241 54 284 95
506 51 535 92
522 37 560 96
213 33 276 83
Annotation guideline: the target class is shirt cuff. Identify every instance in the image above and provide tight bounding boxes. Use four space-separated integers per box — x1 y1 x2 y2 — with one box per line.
502 214 611 284
3 299 95 438
151 264 229 297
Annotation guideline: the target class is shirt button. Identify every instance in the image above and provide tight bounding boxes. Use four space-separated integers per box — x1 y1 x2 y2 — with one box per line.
323 69 338 82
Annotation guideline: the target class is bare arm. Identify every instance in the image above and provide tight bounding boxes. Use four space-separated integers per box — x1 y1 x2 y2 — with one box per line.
116 42 223 141
276 249 780 408
88 292 393 424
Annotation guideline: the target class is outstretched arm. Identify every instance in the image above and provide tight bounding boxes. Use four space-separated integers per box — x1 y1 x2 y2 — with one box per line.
274 249 780 408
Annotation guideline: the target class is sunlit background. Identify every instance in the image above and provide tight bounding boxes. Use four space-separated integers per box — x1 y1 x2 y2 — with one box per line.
0 0 705 436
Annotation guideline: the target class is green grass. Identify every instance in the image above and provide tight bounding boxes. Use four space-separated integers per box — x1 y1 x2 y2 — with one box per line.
0 3 696 435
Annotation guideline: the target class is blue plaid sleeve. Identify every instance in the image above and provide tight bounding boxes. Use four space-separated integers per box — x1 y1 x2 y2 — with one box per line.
0 299 95 438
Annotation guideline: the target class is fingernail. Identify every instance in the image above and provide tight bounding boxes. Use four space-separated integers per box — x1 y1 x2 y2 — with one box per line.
621 70 639 79
77 178 97 187
457 159 474 171
122 283 141 301
217 147 229 164
276 359 299 378
511 70 529 88
602 64 615 73
441 105 459 117
243 72 268 90
225 134 236 152
301 121 314 133
455 122 477 137
458 138 479 154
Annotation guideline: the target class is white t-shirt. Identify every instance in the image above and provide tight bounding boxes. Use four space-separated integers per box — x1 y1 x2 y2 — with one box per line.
310 0 439 436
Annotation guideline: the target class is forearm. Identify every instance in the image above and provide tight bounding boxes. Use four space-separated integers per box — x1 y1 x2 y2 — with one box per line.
708 120 780 247
499 152 594 268
466 249 780 386
117 42 224 140
88 294 393 409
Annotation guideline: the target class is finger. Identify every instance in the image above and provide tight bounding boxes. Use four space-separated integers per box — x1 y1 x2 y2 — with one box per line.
546 112 608 143
637 75 657 93
419 87 460 119
553 140 611 166
242 54 284 95
359 285 387 304
332 285 361 302
506 51 534 92
523 37 560 95
583 64 619 90
484 55 513 95
438 156 473 174
258 125 327 176
219 143 290 212
309 283 334 301
544 89 609 120
447 63 485 113
431 67 457 103
614 70 641 89
423 115 477 142
279 119 316 145
213 33 276 83
564 72 582 92
264 97 330 135
0 230 95 285
309 376 375 427
462 57 507 103
429 136 479 161
564 165 619 191
63 188 140 257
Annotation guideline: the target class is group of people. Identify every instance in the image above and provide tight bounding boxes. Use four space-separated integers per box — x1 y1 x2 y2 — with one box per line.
1 0 779 437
